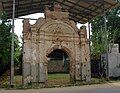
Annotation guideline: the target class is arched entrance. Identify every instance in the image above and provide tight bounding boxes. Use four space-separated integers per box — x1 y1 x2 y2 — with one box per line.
23 4 91 84
48 49 70 73
46 46 74 84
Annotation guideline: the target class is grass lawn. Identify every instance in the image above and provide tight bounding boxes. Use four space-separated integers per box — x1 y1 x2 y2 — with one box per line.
0 73 108 88
0 73 70 87
0 75 22 88
47 73 70 85
48 73 69 80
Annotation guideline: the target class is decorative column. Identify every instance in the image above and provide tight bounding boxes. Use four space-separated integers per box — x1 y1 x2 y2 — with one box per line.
38 31 47 83
31 28 38 82
79 26 91 82
22 19 32 84
75 33 82 81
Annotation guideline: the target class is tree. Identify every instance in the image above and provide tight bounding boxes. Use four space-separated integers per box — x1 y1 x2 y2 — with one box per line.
0 11 21 76
91 7 120 60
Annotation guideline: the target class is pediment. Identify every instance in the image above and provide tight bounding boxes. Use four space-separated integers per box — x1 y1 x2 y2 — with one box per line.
39 20 78 35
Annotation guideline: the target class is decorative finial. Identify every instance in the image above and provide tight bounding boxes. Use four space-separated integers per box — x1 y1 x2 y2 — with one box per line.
54 3 62 12
45 5 49 10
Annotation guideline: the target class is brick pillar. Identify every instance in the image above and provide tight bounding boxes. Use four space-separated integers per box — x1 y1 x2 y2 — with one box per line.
79 26 91 82
38 31 47 83
22 19 32 84
31 30 38 82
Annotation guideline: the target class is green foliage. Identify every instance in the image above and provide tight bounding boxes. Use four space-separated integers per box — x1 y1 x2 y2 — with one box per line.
0 11 7 23
0 12 12 74
91 7 120 60
0 11 21 75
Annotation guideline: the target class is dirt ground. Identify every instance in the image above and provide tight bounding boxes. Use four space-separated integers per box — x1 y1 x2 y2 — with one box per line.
1 82 120 93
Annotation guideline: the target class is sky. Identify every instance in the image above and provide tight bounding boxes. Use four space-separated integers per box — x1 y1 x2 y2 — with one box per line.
14 13 91 43
14 13 44 40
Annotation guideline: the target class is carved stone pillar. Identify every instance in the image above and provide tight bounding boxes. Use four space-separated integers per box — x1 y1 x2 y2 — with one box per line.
31 29 38 82
79 26 91 82
38 31 47 82
22 19 32 84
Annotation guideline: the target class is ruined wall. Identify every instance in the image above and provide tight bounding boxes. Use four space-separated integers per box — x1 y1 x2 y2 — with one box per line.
23 4 91 84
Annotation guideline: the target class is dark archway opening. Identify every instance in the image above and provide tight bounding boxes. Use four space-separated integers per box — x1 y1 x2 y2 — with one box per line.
47 49 70 85
48 49 70 73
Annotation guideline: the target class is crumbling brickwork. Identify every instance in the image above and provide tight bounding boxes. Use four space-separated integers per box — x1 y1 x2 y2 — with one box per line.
23 4 91 84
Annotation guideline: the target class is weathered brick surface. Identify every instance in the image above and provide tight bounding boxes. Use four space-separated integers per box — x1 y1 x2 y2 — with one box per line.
23 4 91 84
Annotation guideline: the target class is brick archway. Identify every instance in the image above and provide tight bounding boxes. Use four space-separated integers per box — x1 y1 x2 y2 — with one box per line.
23 5 91 84
46 45 75 82
46 45 73 61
